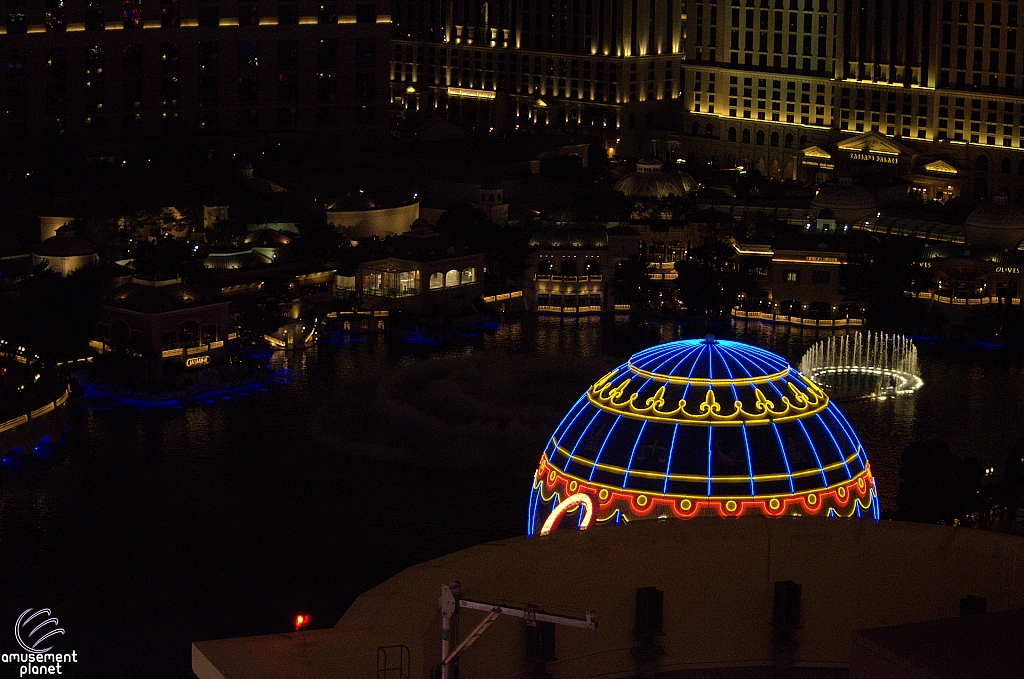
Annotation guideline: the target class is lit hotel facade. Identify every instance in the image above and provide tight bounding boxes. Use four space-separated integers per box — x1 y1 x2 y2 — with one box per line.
0 0 390 144
389 0 686 132
392 0 1024 200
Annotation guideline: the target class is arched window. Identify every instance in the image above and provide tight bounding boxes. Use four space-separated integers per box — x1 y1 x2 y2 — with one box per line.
742 129 751 144
460 267 476 284
537 260 553 275
445 269 460 287
1001 158 1012 174
429 272 444 289
770 131 779 146
650 241 666 263
705 123 714 136
668 240 683 261
756 130 765 145
976 155 990 173
692 121 700 135
784 133 794 148
728 127 737 141
799 134 807 147
583 259 600 275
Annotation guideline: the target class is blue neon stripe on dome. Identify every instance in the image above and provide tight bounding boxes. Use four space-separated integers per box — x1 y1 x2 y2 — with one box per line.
589 415 622 482
796 418 829 488
564 408 603 474
816 412 853 480
662 422 678 495
771 422 796 494
622 420 648 489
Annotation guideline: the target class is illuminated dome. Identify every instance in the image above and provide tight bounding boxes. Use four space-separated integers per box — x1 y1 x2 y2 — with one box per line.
528 337 879 535
810 183 877 225
963 200 1024 250
614 159 697 198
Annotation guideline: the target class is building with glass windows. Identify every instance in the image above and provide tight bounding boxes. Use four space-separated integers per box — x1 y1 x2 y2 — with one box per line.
665 0 1024 202
347 224 484 312
0 0 390 145
389 0 686 137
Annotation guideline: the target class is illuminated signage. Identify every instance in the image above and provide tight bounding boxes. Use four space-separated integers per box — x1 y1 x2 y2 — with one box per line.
996 266 1021 274
849 152 898 164
805 256 841 263
185 355 210 368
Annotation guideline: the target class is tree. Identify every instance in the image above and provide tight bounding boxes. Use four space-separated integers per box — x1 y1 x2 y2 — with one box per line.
611 254 655 310
674 232 749 317
895 440 984 524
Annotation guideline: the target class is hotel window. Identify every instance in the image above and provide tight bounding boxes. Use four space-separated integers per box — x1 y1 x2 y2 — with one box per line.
278 3 298 25
238 109 258 127
278 40 299 70
198 76 218 103
123 44 143 72
355 39 376 67
123 79 143 106
238 75 258 103
199 42 219 70
47 49 66 78
318 3 336 24
316 72 336 102
197 6 219 26
238 4 258 26
784 270 798 282
87 46 105 75
5 11 26 33
317 39 338 67
355 3 375 24
161 43 179 72
161 6 180 27
238 42 258 69
84 4 105 30
277 106 295 128
123 0 142 28
45 10 65 31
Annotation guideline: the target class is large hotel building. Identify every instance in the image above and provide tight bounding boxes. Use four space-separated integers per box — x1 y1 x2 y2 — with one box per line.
0 0 391 143
390 0 1024 200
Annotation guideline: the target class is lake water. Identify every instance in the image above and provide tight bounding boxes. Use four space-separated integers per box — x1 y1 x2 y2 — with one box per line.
1 316 1021 678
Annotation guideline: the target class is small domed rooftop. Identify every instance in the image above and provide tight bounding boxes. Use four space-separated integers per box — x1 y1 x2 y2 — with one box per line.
529 337 878 535
963 200 1024 250
810 183 877 225
614 159 697 198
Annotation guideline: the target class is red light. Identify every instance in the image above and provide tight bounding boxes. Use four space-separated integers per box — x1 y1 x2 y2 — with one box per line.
295 614 310 631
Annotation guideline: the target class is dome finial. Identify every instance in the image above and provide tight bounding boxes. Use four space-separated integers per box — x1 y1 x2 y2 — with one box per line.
704 334 717 344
